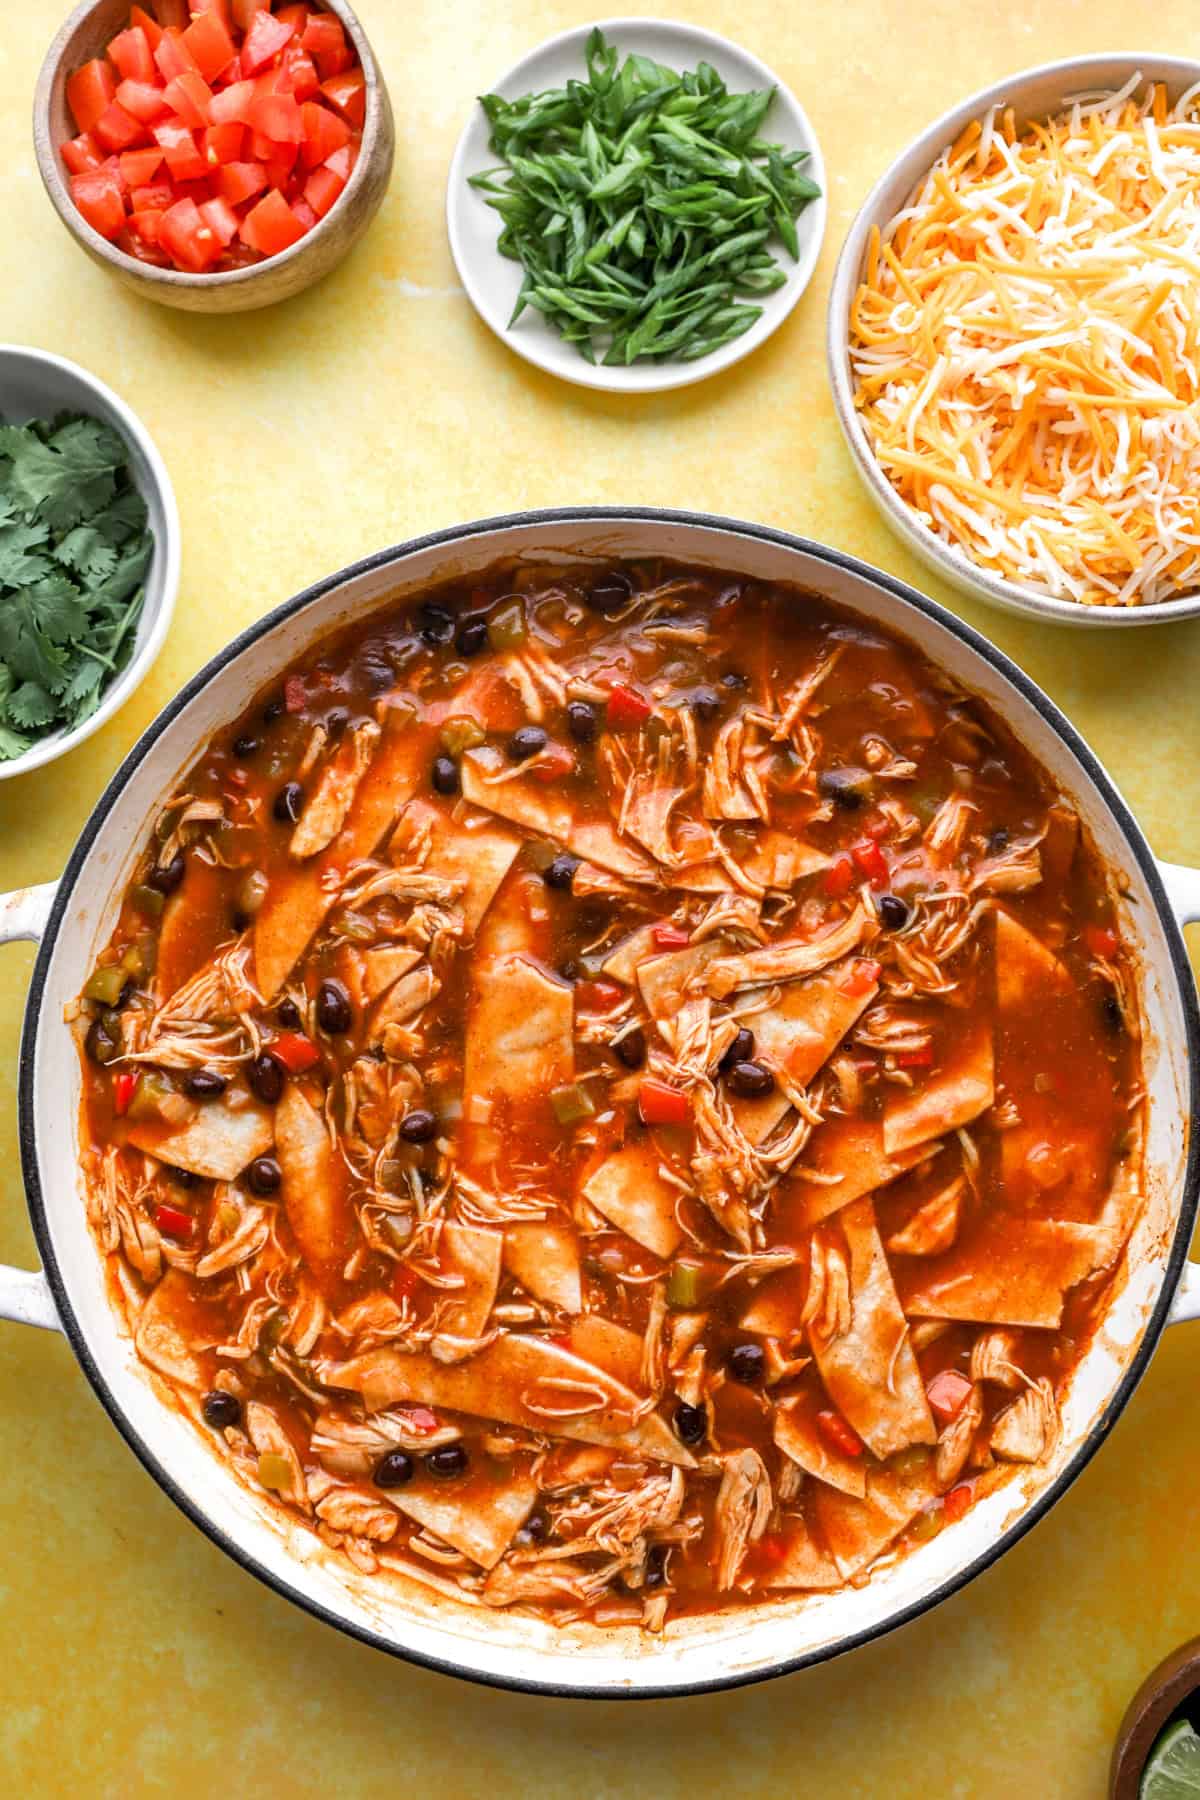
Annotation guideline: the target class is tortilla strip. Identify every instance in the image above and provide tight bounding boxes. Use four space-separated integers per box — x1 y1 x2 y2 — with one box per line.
581 1142 683 1259
319 1336 695 1467
463 955 573 1108
385 1468 538 1569
503 1221 583 1313
740 830 830 890
289 720 380 860
460 748 657 883
740 1262 808 1337
438 1223 503 1338
359 945 423 1006
774 1395 867 1498
732 963 880 1144
134 1269 210 1388
781 1119 937 1233
812 1454 938 1579
896 1215 1112 1329
602 923 660 986
564 1316 646 1391
995 907 1070 1013
810 1198 936 1459
882 1022 994 1156
275 1084 353 1277
127 1087 273 1182
400 799 521 939
637 941 727 1023
760 1520 842 1589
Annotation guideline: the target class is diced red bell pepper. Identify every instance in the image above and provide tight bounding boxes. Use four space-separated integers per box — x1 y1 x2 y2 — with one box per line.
271 1031 321 1073
302 161 344 217
277 43 319 100
574 978 626 1013
202 121 245 166
241 10 296 74
182 7 237 82
248 90 304 143
119 146 164 188
816 1410 864 1458
115 77 171 123
240 187 306 255
822 851 855 898
943 1480 975 1523
199 195 239 247
299 98 349 166
302 12 351 78
94 100 149 152
163 69 215 130
154 119 208 182
850 836 889 886
67 58 117 133
1084 923 1118 959
638 1079 690 1128
131 180 175 212
159 194 222 269
62 131 104 174
926 1368 974 1427
154 28 200 84
652 922 690 950
215 158 267 204
71 166 126 238
320 68 365 129
129 6 164 51
605 682 652 730
209 78 256 125
154 1202 195 1241
895 1045 933 1069
108 26 156 85
114 1070 137 1116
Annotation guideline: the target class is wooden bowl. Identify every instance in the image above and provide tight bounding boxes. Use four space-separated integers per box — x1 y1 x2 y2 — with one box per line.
1110 1637 1200 1797
33 0 394 312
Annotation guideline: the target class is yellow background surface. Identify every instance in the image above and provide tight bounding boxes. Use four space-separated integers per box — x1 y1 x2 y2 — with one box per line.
3 3 1200 1795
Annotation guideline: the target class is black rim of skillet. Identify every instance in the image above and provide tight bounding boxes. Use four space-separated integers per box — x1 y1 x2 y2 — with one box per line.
16 505 1200 1701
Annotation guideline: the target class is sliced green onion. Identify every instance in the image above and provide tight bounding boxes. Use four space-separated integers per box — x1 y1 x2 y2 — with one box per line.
666 1262 703 1308
488 599 528 651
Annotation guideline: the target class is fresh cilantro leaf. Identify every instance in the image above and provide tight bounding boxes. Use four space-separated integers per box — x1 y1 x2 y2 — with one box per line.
0 517 53 588
0 418 125 530
6 680 56 728
93 488 147 544
56 525 117 583
0 720 31 758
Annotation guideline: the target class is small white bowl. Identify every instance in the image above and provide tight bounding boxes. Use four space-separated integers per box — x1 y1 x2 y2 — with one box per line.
447 17 827 394
827 53 1200 629
0 345 179 778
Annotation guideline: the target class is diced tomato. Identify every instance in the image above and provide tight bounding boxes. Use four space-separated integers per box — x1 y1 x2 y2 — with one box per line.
605 682 652 729
202 121 245 166
126 207 166 245
1085 923 1119 959
638 1079 690 1128
284 674 307 712
94 100 149 152
397 1403 441 1435
159 194 222 269
119 146 164 187
301 161 344 216
652 923 690 950
302 12 351 77
182 8 237 81
114 1070 137 1116
277 43 319 100
115 77 170 123
299 98 349 166
131 180 175 212
154 119 208 182
71 166 126 238
199 194 239 247
850 836 888 886
816 1410 864 1458
129 6 164 51
290 196 318 230
154 0 190 27
276 3 310 30
153 27 200 84
241 187 307 255
528 742 575 784
836 956 881 998
393 1263 419 1304
324 142 354 182
62 131 104 174
163 69 215 130
67 59 117 133
209 78 256 125
241 10 296 74
108 25 156 84
943 1480 975 1523
822 851 855 899
320 68 365 129
895 1046 933 1069
575 978 625 1013
270 1031 320 1073
232 0 270 26
215 158 267 204
248 90 304 143
926 1368 974 1427
154 1202 194 1241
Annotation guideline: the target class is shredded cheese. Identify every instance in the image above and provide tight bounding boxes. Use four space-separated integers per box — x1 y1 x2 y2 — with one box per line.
849 77 1200 606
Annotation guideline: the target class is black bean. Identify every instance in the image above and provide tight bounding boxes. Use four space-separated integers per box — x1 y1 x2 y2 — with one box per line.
247 1156 282 1197
586 572 632 617
202 1390 241 1429
644 1545 670 1590
248 1050 286 1105
374 1450 415 1489
233 734 259 760
400 1109 437 1144
185 1069 228 1100
262 697 284 726
558 958 584 983
231 909 250 934
988 827 1010 854
277 998 302 1030
690 686 722 724
508 724 548 762
325 708 349 741
361 653 394 693
718 1027 755 1073
543 854 579 891
674 1401 707 1447
566 700 598 743
455 616 489 658
728 1343 766 1385
148 850 185 895
818 767 871 811
170 1167 199 1189
316 979 352 1035
432 755 459 796
1102 994 1123 1033
419 603 455 646
85 1017 120 1066
515 1509 549 1547
877 893 909 931
725 1059 775 1098
274 781 304 823
721 669 748 690
613 1026 646 1069
426 1443 469 1478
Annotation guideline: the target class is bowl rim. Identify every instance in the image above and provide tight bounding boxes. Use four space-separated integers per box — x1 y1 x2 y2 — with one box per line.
0 342 180 781
32 0 387 295
17 504 1200 1698
826 51 1200 628
445 14 828 394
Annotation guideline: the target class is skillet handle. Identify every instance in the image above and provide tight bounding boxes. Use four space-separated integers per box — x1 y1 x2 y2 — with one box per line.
1158 858 1200 1326
0 880 62 1333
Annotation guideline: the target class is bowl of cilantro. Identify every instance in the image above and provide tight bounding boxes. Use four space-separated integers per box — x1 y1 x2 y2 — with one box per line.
0 343 179 779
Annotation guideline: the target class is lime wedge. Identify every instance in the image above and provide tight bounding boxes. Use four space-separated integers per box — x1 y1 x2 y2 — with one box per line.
1142 1720 1200 1799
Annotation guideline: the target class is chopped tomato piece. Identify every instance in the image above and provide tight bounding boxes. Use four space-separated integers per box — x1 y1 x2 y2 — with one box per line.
276 3 310 30
816 1410 864 1458
396 1403 441 1435
114 1070 137 1116
836 956 881 998
163 69 215 130
62 132 104 174
284 674 307 712
159 194 222 269
638 1079 690 1127
94 100 149 152
528 742 575 783
199 194 239 246
118 146 164 188
115 77 170 124
182 8 237 82
155 118 209 182
108 25 156 85
209 78 256 125
944 1480 975 1523
67 58 117 134
277 44 320 100
606 682 652 729
154 1202 195 1241
153 28 200 85
290 196 319 230
241 10 296 75
393 1264 419 1304
215 158 267 204
926 1368 974 1427
302 161 345 217
850 837 888 885
131 180 175 212
575 978 625 1013
1085 923 1119 959
302 12 351 78
271 1031 320 1073
126 207 166 246
320 68 365 129
652 922 690 950
129 6 164 51
299 99 350 166
247 91 304 144
232 0 269 26
895 1045 933 1068
203 121 245 166
71 166 126 239
823 852 855 898
324 142 355 182
154 0 190 27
